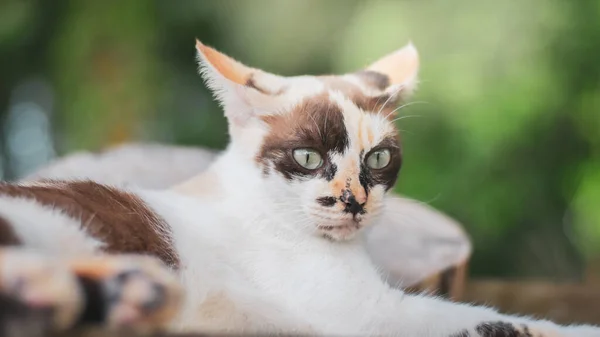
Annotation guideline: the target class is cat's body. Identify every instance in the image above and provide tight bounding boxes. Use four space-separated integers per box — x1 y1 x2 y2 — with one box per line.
0 40 598 336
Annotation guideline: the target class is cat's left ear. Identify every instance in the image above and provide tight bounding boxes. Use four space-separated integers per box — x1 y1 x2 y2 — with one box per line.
195 40 285 125
365 42 420 99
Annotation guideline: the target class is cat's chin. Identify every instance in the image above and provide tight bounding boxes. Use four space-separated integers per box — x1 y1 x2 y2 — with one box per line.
317 220 363 241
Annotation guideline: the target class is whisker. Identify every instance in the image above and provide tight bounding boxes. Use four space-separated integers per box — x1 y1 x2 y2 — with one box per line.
384 100 430 120
376 85 405 117
323 100 331 141
418 192 442 206
396 128 414 136
390 115 424 124
308 112 323 141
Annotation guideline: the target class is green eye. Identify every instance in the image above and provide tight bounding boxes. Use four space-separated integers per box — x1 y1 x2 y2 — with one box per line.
366 149 391 169
292 148 323 170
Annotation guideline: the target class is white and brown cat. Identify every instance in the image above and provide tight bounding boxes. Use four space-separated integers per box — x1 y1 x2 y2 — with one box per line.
0 39 597 336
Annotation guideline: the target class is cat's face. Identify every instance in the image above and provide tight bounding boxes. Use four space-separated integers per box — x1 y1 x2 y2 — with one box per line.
196 40 419 241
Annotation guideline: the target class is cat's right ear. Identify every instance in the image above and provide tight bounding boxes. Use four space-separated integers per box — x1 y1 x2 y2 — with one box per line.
195 40 285 126
365 42 420 101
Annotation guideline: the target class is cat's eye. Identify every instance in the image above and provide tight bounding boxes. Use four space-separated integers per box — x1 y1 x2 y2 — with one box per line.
292 148 323 170
366 149 391 169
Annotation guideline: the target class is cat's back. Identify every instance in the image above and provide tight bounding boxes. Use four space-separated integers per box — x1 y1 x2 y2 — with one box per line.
0 180 178 263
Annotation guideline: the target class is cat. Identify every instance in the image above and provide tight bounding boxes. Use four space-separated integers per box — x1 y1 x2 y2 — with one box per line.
0 38 597 337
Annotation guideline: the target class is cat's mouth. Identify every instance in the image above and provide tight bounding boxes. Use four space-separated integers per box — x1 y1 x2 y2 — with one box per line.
316 218 363 241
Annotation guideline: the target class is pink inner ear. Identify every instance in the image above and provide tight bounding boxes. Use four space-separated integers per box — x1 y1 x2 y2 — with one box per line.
196 39 252 85
367 44 419 86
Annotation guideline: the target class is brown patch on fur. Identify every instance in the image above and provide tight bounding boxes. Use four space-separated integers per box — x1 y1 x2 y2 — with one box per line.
257 93 349 180
0 181 179 268
0 215 21 246
318 76 398 117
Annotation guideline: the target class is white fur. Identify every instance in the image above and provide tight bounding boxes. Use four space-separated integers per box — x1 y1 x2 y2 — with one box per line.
0 194 103 256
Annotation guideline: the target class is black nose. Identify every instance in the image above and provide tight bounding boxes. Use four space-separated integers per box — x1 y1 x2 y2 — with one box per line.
340 191 365 216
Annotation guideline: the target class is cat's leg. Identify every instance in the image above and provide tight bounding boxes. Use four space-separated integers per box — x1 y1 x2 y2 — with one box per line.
0 248 183 333
372 291 599 337
0 248 83 332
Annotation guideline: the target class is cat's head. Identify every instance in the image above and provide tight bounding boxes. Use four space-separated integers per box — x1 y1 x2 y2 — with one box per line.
195 40 419 241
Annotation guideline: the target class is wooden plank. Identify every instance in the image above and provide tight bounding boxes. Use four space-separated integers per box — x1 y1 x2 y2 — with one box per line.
463 279 600 325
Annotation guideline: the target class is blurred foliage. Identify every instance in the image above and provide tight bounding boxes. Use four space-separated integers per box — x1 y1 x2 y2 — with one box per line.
1 0 599 280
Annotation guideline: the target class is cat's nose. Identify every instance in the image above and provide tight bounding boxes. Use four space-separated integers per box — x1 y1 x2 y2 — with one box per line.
340 190 366 216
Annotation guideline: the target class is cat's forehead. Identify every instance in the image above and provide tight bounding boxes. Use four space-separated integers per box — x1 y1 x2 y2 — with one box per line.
257 72 399 148
257 74 400 167
248 70 398 116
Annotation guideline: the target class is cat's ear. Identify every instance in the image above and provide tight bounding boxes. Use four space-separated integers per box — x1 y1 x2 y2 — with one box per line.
366 42 420 98
195 39 284 125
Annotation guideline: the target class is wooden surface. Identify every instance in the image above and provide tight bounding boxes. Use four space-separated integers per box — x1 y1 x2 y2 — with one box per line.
4 279 600 337
464 279 600 325
24 143 472 297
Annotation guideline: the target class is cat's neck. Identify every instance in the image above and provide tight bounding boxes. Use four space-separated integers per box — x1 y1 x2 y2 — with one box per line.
172 144 261 199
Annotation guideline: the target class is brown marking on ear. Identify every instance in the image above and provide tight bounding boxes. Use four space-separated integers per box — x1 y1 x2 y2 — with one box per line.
0 215 21 246
245 73 286 96
257 93 349 180
318 76 398 118
355 70 390 90
245 75 268 94
0 181 179 268
196 39 251 85
367 43 419 86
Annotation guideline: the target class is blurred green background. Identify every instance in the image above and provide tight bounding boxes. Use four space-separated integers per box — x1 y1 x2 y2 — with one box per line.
1 0 599 281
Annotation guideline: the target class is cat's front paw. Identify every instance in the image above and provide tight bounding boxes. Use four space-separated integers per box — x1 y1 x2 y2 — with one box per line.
0 249 84 331
0 249 183 334
69 254 183 331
